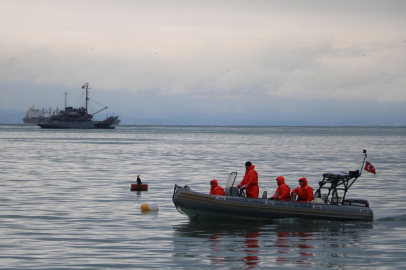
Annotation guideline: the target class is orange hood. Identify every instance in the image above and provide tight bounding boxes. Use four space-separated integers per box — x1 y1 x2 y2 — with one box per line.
210 179 219 188
276 176 285 186
299 177 308 186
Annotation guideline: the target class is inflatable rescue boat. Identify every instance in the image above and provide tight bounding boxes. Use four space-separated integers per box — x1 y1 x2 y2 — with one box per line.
172 150 373 221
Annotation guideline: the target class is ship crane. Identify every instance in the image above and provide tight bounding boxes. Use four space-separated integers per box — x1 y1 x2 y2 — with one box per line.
89 106 108 116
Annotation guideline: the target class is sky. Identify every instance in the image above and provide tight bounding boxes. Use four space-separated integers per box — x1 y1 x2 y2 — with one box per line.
0 0 405 125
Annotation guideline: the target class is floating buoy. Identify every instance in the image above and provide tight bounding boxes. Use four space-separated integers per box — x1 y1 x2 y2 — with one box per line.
141 202 159 211
130 183 148 191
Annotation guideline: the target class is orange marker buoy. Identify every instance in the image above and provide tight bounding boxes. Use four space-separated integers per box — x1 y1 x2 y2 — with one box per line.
130 183 148 191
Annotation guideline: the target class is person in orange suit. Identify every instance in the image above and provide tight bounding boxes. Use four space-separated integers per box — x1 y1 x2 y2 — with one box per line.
271 176 291 201
291 177 314 203
210 179 225 196
237 161 259 198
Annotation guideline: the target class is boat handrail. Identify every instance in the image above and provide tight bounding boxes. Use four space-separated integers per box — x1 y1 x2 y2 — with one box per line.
314 150 367 204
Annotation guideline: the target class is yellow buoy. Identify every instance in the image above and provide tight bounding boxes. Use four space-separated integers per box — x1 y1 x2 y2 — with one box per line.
141 203 149 211
140 202 159 212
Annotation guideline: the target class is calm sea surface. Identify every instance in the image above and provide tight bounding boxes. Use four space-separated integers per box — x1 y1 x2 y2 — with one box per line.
0 125 405 269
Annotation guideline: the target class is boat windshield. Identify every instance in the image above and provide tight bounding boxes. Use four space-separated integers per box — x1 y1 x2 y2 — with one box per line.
224 172 237 195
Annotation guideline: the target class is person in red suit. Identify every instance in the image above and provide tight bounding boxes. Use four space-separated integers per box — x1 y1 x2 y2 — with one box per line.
237 161 259 198
291 177 314 203
271 176 291 201
210 179 225 196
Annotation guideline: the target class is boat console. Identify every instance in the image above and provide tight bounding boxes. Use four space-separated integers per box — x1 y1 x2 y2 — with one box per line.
224 172 238 197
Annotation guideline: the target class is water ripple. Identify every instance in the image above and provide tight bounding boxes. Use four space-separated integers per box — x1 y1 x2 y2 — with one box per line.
1 125 406 269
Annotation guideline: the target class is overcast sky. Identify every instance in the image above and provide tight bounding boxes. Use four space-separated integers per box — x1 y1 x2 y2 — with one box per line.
1 0 405 125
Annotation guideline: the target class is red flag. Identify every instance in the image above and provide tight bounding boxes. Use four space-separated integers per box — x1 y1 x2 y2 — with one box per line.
364 161 376 175
82 85 85 89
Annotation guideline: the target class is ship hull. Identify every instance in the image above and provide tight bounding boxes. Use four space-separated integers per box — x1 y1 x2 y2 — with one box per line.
23 117 51 124
37 121 115 129
173 186 374 221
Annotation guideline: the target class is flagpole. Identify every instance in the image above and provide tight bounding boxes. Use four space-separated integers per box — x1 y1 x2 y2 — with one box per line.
360 149 367 175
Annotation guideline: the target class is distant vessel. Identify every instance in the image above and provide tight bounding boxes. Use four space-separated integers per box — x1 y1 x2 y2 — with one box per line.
37 83 119 129
23 105 120 126
22 105 58 124
112 118 121 126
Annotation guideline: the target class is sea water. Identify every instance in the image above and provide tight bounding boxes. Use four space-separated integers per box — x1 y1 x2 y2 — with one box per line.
0 125 405 269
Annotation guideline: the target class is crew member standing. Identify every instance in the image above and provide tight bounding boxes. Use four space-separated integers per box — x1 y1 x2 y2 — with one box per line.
291 177 314 203
271 176 291 201
237 161 259 198
210 179 225 196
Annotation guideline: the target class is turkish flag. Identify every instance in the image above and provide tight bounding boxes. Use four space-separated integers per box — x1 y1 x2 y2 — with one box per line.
82 85 85 89
364 161 376 175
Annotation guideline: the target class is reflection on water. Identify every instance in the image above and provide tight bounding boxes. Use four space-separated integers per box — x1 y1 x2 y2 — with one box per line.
173 219 373 268
275 231 313 266
243 230 260 268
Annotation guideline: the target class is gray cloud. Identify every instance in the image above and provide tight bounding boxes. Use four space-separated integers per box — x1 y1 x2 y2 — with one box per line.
1 0 405 125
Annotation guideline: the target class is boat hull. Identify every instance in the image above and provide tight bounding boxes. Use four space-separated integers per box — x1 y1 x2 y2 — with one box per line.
173 186 373 221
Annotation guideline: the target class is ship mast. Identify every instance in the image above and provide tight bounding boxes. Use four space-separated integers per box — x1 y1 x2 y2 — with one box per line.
63 92 68 110
85 83 89 114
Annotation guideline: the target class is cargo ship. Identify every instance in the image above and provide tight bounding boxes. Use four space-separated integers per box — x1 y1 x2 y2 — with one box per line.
22 105 57 124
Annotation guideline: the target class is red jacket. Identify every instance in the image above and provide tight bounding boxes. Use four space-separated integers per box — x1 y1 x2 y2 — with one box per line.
272 176 291 201
291 177 314 203
210 179 225 196
238 164 259 198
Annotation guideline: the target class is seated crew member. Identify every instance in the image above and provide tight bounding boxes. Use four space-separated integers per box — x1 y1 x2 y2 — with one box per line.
291 177 314 203
271 176 291 201
237 161 259 198
210 179 225 196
